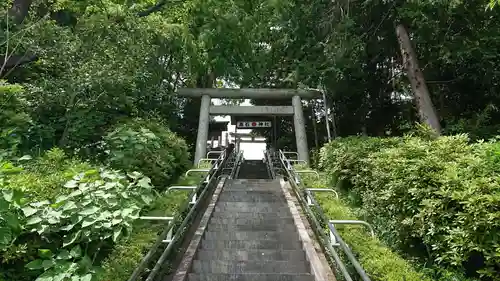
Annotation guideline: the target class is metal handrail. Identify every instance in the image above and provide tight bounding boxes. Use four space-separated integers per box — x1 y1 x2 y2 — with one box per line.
128 150 238 281
305 188 339 207
330 220 375 238
144 151 242 281
287 159 307 165
295 169 320 180
275 149 372 281
282 151 299 158
206 150 224 158
185 169 211 176
197 158 217 168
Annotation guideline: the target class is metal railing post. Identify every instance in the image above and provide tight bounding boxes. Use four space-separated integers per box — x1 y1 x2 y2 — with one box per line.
128 150 238 281
272 149 372 281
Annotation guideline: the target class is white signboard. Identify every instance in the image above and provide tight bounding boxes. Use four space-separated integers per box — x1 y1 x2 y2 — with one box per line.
236 121 272 128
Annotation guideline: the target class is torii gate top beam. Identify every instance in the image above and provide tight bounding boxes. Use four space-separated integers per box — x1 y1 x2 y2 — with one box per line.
177 88 321 99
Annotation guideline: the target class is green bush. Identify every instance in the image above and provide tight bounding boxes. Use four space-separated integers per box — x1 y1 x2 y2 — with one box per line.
103 118 190 190
0 81 32 155
98 173 206 281
319 135 499 280
6 148 95 201
0 146 159 281
298 172 429 281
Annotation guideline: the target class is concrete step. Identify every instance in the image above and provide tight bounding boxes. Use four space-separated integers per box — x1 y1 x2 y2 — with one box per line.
221 190 282 194
220 190 283 197
211 212 292 220
207 223 298 232
231 179 277 184
209 217 295 226
231 179 276 182
214 207 290 213
218 189 284 195
223 186 282 192
215 202 288 208
201 239 302 250
218 194 287 203
191 260 309 274
187 273 314 281
203 230 299 241
196 249 307 261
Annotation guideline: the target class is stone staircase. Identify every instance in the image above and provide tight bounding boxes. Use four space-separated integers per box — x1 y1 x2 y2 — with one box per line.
236 160 270 179
185 173 316 281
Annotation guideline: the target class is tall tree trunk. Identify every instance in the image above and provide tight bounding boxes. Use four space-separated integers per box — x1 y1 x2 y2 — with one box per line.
396 24 441 134
9 0 33 24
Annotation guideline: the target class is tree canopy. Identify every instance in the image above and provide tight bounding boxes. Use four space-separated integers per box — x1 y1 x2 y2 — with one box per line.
2 0 500 280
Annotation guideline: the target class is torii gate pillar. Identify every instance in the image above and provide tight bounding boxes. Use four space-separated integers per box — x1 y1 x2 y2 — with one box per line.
194 95 211 165
292 95 309 163
181 88 320 165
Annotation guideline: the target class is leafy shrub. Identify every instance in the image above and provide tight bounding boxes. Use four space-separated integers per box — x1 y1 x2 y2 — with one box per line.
103 118 190 190
98 174 206 281
319 135 500 280
0 81 32 155
6 148 94 201
1 156 155 281
297 171 429 281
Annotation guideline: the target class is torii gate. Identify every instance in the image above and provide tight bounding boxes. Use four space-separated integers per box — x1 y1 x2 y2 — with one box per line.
177 88 321 165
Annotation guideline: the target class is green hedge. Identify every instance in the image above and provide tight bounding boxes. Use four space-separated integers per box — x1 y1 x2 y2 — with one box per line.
319 135 499 280
298 173 429 281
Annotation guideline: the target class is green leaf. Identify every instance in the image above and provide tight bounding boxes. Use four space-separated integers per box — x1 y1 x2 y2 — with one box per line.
4 212 20 229
3 190 13 202
0 227 12 245
56 249 71 260
79 255 92 268
32 201 50 207
78 206 99 216
68 190 82 198
127 171 142 179
55 195 68 203
63 230 81 247
97 211 111 220
26 216 43 225
81 218 96 228
18 155 32 161
138 177 151 188
141 195 153 205
22 206 38 217
80 274 92 281
64 180 78 188
25 259 44 270
42 259 55 269
121 208 134 216
62 201 78 211
38 249 53 258
113 227 122 242
70 245 82 258
53 273 66 281
36 224 49 235
35 272 55 281
60 223 75 231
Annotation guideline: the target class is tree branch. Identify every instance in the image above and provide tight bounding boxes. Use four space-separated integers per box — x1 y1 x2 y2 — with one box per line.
137 0 167 17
